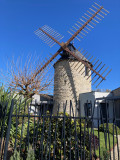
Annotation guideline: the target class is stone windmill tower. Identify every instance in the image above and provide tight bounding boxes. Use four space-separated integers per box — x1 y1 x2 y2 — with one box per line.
54 43 92 113
35 3 111 114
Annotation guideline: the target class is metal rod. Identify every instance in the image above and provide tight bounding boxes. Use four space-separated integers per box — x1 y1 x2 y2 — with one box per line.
3 100 14 160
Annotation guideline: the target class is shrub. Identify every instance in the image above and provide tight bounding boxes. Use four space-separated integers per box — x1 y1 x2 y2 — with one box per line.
10 112 92 159
100 148 110 160
99 123 120 135
10 150 21 160
10 149 35 160
90 134 99 150
0 85 31 159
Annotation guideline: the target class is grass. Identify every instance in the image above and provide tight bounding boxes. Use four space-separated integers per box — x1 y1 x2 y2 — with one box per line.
93 129 117 158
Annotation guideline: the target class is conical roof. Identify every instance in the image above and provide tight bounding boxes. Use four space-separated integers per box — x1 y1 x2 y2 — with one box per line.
59 43 88 62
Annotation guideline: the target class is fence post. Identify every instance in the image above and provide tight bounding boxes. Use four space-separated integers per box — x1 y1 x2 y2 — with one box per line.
3 99 14 160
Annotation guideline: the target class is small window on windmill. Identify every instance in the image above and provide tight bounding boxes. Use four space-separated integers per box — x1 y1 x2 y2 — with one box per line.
85 66 89 76
64 77 67 84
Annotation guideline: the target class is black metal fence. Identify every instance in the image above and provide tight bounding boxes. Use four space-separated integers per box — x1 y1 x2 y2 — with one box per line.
0 99 120 160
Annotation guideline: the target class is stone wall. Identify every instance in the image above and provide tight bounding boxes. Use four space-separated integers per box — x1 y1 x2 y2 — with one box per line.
53 59 91 115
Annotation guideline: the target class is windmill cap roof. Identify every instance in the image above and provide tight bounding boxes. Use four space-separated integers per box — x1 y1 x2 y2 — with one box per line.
59 43 89 61
53 43 91 68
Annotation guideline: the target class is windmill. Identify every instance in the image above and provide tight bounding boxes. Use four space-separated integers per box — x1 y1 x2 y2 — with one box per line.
34 3 111 114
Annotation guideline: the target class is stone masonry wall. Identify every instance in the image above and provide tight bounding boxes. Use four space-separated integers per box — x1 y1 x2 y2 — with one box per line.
53 59 91 115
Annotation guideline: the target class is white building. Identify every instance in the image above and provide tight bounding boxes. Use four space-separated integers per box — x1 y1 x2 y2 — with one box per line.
79 91 113 127
30 88 120 127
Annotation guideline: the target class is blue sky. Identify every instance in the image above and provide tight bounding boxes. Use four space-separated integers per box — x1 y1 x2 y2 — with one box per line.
0 0 120 92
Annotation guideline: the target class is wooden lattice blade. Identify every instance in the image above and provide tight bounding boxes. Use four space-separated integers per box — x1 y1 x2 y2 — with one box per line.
67 3 109 44
63 46 112 87
32 48 63 78
65 47 105 80
34 25 64 48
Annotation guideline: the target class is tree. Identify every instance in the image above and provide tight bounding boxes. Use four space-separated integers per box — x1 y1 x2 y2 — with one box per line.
1 55 53 99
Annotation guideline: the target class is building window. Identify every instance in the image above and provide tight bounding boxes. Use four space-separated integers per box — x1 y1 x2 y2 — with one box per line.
85 66 89 76
84 103 92 117
100 103 109 123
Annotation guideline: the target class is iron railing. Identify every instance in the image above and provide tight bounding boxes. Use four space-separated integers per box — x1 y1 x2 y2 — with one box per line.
0 99 120 160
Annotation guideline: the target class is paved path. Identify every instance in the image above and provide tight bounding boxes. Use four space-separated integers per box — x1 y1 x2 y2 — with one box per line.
110 135 120 160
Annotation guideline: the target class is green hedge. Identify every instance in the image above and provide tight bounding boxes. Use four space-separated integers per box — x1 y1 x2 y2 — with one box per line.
99 123 120 135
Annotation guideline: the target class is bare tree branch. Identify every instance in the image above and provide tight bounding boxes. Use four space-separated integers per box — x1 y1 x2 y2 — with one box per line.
0 55 53 99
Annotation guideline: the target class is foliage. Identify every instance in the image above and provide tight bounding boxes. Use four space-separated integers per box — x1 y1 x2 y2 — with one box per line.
99 123 120 135
9 112 93 159
10 150 21 160
10 149 35 160
101 148 110 160
81 118 92 128
0 85 31 160
94 129 117 158
90 134 99 150
26 149 35 160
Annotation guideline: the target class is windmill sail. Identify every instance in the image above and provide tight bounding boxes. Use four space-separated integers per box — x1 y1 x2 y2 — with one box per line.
34 3 111 87
67 3 109 44
35 25 64 47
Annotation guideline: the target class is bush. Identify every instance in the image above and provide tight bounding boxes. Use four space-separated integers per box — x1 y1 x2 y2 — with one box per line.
0 85 31 159
10 149 35 160
30 113 91 159
101 148 110 160
10 150 21 160
80 118 92 128
10 112 92 160
99 123 120 135
90 134 99 150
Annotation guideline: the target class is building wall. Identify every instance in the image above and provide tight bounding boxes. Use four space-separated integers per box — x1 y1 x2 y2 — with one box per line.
53 59 91 115
112 88 120 126
112 87 120 97
79 91 113 127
